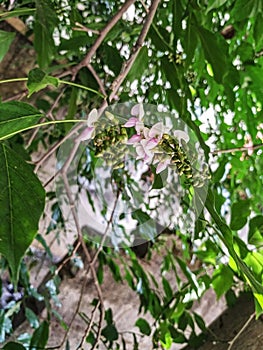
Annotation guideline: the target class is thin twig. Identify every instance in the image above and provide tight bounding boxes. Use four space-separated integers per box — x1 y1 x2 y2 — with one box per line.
90 190 120 266
88 64 107 97
227 312 255 350
26 89 65 148
69 0 137 78
73 22 100 35
109 0 161 101
34 123 83 173
60 271 90 348
61 169 105 350
211 143 263 155
77 301 101 349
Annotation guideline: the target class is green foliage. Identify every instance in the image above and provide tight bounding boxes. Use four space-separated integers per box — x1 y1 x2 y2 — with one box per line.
0 102 43 141
29 321 49 350
0 0 263 348
0 30 15 62
3 342 26 350
27 68 60 97
0 144 45 284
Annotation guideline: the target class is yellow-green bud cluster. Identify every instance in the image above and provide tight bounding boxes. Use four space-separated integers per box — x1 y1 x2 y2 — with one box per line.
93 125 128 169
159 134 210 188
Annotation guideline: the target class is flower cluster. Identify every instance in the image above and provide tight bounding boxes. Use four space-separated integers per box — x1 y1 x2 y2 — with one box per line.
78 105 210 187
124 104 190 175
78 109 128 169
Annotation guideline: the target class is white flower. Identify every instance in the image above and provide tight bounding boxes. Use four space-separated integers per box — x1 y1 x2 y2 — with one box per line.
149 122 170 141
79 109 99 141
173 130 189 144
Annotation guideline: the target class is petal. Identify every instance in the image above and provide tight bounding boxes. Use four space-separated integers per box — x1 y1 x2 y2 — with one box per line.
135 121 144 134
144 152 154 164
173 130 190 144
146 138 158 150
131 103 144 119
127 134 142 144
135 144 145 158
124 117 138 127
87 109 99 127
143 127 150 138
79 127 94 141
156 161 168 174
149 122 165 139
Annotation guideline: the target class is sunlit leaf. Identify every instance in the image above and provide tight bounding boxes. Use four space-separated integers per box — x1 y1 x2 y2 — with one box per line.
27 68 60 97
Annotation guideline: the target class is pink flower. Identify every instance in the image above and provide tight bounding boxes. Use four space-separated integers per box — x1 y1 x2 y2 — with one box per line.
79 109 99 141
135 139 154 164
127 134 142 144
124 117 138 128
149 122 171 141
124 103 144 129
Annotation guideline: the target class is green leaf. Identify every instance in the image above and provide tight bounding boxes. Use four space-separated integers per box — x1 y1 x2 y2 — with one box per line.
169 326 187 343
3 342 26 350
100 44 123 76
101 324 118 341
0 144 45 284
213 157 228 183
152 168 168 189
230 199 250 230
126 46 148 81
34 0 58 68
161 56 180 90
193 313 206 332
176 257 199 293
212 264 234 299
162 276 173 300
231 0 262 21
0 8 36 21
0 30 15 62
0 101 43 141
248 216 263 247
59 34 93 51
254 13 263 51
205 189 263 294
30 321 49 350
25 307 39 329
27 68 60 97
131 209 157 241
135 318 151 336
206 0 228 13
183 16 198 67
195 26 229 84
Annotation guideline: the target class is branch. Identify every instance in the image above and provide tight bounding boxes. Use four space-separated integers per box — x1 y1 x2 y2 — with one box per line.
88 64 107 97
70 0 137 78
109 0 161 101
211 143 263 155
227 312 255 350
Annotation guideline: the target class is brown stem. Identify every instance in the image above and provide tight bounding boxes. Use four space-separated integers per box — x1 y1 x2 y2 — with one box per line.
109 0 161 101
71 0 137 78
211 143 263 155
